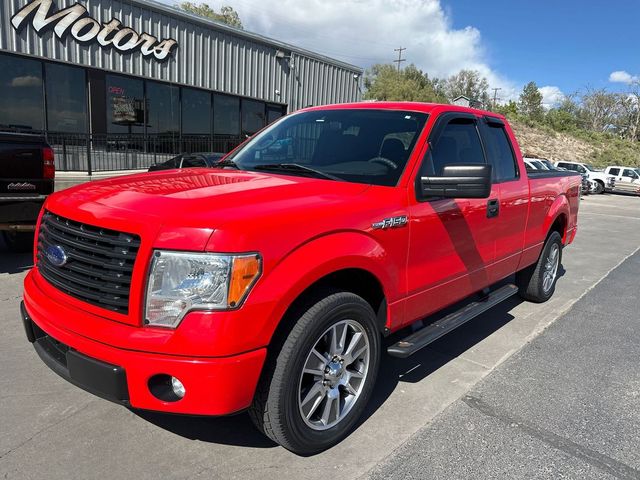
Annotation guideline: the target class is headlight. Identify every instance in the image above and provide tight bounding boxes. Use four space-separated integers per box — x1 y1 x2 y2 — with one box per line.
145 251 261 328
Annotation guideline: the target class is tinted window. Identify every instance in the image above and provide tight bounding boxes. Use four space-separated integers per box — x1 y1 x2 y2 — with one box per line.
181 156 207 168
229 109 428 187
242 99 266 136
146 82 179 135
0 54 44 131
483 124 517 181
609 168 620 176
214 94 240 135
106 75 144 133
430 120 485 175
267 104 285 124
623 169 637 178
45 63 87 133
182 88 211 134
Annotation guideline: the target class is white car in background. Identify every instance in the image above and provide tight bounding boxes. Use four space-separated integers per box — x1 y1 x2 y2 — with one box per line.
604 166 640 195
554 161 615 194
523 157 549 170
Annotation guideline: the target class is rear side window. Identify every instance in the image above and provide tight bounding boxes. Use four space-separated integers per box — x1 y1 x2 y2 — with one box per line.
623 169 637 178
558 162 572 170
482 123 518 181
609 167 620 176
430 119 485 175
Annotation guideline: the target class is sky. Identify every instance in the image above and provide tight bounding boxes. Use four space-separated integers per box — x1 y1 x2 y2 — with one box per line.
162 0 640 107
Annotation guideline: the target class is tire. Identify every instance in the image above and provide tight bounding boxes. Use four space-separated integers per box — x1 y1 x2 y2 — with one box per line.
249 290 381 455
2 231 34 253
594 180 605 194
516 231 563 303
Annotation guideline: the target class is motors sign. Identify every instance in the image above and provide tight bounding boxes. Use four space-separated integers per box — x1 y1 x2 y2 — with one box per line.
11 0 178 61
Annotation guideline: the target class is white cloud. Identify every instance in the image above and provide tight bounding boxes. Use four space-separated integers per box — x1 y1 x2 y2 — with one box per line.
170 0 520 99
609 70 638 84
539 85 565 109
10 75 42 87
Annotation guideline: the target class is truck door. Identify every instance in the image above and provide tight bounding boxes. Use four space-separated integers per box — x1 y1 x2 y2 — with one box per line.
622 168 639 183
607 168 621 182
479 116 528 281
404 113 498 325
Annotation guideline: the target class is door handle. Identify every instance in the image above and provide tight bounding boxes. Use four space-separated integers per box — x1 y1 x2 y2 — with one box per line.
487 199 499 218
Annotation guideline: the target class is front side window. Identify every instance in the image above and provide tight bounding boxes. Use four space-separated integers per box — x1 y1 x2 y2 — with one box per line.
429 119 485 176
482 123 518 181
0 53 44 131
228 109 428 187
609 168 620 176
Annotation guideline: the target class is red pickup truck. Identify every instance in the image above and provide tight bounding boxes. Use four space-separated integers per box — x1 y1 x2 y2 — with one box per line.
21 103 580 454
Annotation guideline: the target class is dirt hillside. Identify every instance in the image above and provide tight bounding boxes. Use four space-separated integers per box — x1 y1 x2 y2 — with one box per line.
510 121 595 163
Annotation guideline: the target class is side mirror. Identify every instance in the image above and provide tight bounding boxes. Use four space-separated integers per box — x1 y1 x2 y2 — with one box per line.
420 164 492 199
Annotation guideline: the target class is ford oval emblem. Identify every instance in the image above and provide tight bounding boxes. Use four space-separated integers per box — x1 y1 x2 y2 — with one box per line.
45 245 68 267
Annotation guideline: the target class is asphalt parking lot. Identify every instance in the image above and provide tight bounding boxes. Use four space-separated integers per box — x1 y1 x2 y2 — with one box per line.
1 193 639 480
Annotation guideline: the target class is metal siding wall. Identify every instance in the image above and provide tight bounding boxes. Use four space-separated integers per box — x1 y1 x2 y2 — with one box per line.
1 0 362 112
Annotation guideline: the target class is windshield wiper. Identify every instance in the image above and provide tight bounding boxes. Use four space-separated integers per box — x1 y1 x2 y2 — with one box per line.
214 159 240 169
252 163 341 181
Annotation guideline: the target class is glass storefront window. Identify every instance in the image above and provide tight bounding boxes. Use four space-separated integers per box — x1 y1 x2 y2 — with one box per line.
0 53 44 131
242 99 266 136
146 81 180 135
267 104 285 125
106 74 144 134
182 88 211 135
45 63 87 133
214 94 240 136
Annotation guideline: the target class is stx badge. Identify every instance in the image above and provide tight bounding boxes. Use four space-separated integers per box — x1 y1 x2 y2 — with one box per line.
372 216 408 230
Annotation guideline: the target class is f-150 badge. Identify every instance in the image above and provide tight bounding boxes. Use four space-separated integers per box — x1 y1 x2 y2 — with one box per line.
372 216 408 230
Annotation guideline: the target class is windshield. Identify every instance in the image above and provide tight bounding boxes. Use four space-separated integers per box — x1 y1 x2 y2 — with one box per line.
227 109 429 186
583 164 596 171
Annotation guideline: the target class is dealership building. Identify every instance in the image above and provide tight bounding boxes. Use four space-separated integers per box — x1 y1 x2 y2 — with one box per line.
0 0 363 174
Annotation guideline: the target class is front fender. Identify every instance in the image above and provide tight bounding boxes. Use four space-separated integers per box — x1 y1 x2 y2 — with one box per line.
181 231 399 356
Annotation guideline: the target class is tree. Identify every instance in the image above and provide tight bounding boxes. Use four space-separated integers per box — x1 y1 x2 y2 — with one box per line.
177 2 243 29
579 88 620 132
518 81 544 120
444 70 490 108
364 64 448 103
617 81 640 141
494 100 518 117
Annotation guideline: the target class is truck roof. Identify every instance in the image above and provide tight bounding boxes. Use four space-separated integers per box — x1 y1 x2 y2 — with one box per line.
298 101 505 119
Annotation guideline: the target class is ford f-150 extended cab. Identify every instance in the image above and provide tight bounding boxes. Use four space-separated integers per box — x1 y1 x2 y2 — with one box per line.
1 133 55 251
21 103 580 454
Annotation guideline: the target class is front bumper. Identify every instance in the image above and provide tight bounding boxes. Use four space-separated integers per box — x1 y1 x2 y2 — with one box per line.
21 299 267 416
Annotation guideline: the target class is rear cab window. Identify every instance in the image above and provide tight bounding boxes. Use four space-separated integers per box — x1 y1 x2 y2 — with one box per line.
481 118 518 182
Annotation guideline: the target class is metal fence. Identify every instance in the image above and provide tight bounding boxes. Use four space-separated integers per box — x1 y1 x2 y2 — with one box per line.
41 133 246 173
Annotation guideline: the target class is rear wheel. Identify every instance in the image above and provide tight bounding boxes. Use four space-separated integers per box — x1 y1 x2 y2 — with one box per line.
2 231 34 253
249 291 381 455
516 231 563 303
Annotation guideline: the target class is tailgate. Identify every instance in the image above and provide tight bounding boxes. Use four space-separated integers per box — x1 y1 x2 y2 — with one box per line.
0 137 52 196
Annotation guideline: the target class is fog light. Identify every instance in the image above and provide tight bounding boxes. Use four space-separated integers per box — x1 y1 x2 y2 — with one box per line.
171 376 186 399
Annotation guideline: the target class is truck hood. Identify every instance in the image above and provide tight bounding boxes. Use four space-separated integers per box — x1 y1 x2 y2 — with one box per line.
49 169 371 229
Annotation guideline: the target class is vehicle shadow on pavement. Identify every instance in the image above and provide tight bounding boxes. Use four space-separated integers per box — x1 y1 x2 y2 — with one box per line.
0 239 34 274
135 409 278 448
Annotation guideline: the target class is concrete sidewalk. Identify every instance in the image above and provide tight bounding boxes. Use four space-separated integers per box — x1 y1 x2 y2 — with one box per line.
369 250 640 479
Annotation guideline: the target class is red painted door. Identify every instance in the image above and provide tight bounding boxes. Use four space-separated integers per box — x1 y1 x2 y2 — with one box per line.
403 114 498 326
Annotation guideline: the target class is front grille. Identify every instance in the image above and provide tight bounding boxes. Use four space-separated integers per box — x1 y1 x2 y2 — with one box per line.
37 211 141 314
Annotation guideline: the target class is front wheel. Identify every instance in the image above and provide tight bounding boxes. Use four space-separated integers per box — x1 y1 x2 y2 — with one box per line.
249 291 381 455
593 180 605 194
516 231 563 302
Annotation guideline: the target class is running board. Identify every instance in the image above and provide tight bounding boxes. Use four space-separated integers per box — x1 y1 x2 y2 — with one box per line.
387 284 519 358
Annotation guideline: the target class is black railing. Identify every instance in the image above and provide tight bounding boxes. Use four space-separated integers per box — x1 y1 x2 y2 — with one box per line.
42 133 246 173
